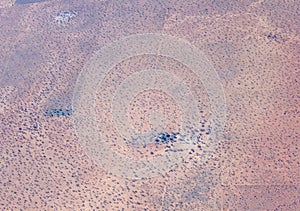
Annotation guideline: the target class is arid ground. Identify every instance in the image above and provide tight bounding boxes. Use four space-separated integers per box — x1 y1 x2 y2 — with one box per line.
0 0 299 210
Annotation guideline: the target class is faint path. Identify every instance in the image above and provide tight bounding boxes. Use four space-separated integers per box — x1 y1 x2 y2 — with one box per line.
0 86 17 114
15 0 48 4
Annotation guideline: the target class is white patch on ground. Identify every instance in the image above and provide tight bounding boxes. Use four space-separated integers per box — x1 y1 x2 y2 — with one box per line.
54 10 77 26
0 0 15 9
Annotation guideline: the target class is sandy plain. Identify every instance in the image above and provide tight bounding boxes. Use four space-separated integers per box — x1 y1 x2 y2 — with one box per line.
0 0 299 210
